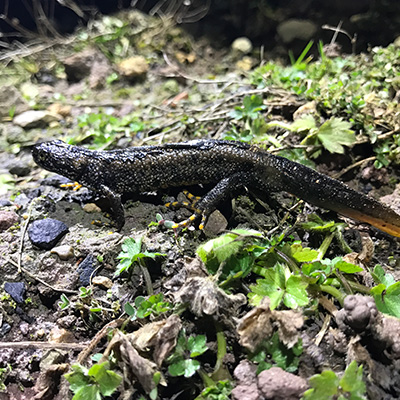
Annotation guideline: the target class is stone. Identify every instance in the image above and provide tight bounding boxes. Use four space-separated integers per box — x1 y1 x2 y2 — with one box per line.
28 219 69 250
0 86 29 118
118 56 149 79
277 19 317 43
92 276 113 289
232 37 253 54
50 245 75 260
4 281 26 303
83 203 101 213
13 110 61 129
49 326 75 343
63 47 113 89
0 211 19 232
258 367 308 400
77 254 96 286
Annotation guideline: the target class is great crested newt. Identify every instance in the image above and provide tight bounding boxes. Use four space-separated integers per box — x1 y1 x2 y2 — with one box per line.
32 139 400 237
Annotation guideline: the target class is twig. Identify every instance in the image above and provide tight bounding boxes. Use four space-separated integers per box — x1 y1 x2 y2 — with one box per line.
162 53 236 85
0 341 87 350
8 258 78 295
333 156 376 179
77 318 125 364
17 198 38 274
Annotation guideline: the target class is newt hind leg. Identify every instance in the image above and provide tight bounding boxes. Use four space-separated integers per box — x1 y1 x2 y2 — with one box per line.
166 172 251 230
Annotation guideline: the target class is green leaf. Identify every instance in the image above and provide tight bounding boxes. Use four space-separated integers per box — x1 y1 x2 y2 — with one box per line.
371 264 395 287
317 118 355 154
188 335 208 358
168 359 201 377
334 259 363 274
340 361 366 396
65 364 90 393
289 243 319 262
0 174 15 195
380 282 400 318
115 237 165 276
88 362 122 396
72 384 101 400
291 114 317 132
303 370 339 399
284 275 309 308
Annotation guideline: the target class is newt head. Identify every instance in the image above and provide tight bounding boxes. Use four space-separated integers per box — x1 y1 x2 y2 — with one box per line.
32 140 90 182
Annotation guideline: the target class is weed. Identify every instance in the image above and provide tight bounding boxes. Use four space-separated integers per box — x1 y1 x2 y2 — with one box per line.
302 361 366 399
124 293 173 320
64 361 122 400
167 330 208 378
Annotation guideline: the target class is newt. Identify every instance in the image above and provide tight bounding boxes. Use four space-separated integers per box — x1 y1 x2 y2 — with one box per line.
32 139 400 237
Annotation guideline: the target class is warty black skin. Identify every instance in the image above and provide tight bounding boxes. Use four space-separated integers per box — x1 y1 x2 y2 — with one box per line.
32 139 400 237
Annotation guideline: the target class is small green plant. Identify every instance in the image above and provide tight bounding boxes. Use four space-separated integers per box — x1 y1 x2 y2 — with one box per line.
370 264 400 318
302 361 366 399
66 112 150 150
272 115 356 158
115 236 165 277
196 229 264 284
229 95 266 121
195 380 233 400
249 262 309 309
167 330 208 378
0 174 15 196
58 293 71 310
250 332 303 374
0 365 11 392
226 95 268 142
64 361 122 400
124 293 173 320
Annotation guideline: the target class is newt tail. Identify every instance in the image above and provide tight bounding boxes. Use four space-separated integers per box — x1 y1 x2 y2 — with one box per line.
274 155 400 237
32 139 400 237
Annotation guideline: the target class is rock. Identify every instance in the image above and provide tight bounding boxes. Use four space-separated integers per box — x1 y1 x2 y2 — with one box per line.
0 323 11 337
0 200 12 207
63 47 113 89
336 294 377 333
234 360 258 385
236 56 253 71
28 219 69 250
50 245 75 260
258 367 308 400
8 160 31 177
0 211 19 232
92 276 113 289
77 254 96 286
231 384 262 400
83 203 101 213
203 210 228 236
0 85 29 118
47 103 72 118
118 56 149 80
3 124 25 144
4 281 26 303
277 19 317 43
13 110 61 129
49 326 75 343
232 37 253 54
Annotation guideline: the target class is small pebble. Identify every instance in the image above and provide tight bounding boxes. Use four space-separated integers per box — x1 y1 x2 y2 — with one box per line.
28 219 69 250
49 326 75 343
231 37 253 54
0 199 12 207
0 210 19 232
77 254 96 286
51 245 75 260
83 203 101 213
4 281 26 303
92 276 113 289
